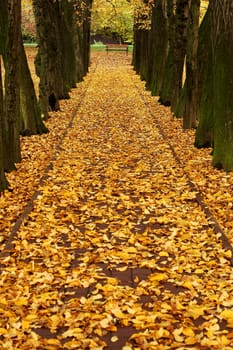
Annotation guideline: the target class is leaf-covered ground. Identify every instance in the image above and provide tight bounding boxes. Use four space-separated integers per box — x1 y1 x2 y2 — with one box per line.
1 52 233 349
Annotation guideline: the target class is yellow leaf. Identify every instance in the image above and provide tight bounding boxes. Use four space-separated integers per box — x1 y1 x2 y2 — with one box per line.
220 335 231 346
194 268 204 274
62 328 82 338
127 247 137 253
0 327 8 335
156 327 170 339
187 305 206 320
111 336 119 342
22 320 30 330
173 328 184 342
149 273 168 282
183 327 195 337
220 309 233 325
182 281 194 290
117 265 128 272
100 318 110 328
24 314 38 322
14 298 29 306
112 307 125 319
159 251 169 257
46 339 61 346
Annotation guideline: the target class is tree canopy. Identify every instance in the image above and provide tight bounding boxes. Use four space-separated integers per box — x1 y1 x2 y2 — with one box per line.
91 0 134 43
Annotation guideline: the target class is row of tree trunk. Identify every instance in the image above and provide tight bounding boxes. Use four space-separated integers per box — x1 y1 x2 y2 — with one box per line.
0 0 92 191
133 0 233 171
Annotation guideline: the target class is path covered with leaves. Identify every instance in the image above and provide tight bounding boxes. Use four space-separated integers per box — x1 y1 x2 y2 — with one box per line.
1 53 233 349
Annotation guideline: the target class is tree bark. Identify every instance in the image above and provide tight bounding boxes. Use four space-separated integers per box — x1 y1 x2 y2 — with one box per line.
2 0 21 171
19 37 48 135
181 0 200 129
0 57 9 191
159 0 175 106
132 0 152 81
211 0 233 171
33 0 64 120
194 7 214 148
146 0 168 96
171 0 189 112
33 0 90 120
133 28 150 81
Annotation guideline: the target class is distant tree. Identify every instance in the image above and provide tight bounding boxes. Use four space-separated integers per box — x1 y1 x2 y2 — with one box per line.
91 0 134 43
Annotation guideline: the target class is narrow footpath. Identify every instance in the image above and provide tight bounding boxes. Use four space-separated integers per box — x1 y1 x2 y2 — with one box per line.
1 53 233 350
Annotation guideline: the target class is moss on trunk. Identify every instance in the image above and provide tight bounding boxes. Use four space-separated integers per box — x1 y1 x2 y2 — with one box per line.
208 0 233 171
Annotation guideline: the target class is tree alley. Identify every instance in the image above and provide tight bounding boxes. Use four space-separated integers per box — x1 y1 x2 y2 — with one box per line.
0 0 92 191
133 0 233 171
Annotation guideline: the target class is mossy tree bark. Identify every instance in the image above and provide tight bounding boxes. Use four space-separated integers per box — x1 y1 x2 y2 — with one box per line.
211 0 233 171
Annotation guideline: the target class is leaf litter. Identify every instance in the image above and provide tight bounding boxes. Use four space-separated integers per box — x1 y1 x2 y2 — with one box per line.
0 51 233 349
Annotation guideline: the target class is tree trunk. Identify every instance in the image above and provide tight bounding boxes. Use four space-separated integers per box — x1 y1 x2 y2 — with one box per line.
19 37 48 135
33 0 64 120
211 0 233 171
81 0 93 75
194 7 214 148
132 0 151 81
0 57 9 191
146 0 168 96
159 0 175 106
171 0 189 112
159 0 189 111
3 0 21 171
181 0 200 129
133 27 150 80
33 0 89 120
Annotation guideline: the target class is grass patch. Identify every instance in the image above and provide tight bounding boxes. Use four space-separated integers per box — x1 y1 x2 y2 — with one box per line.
91 44 134 52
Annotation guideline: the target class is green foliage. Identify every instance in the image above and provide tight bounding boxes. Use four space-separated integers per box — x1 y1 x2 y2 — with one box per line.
91 0 134 43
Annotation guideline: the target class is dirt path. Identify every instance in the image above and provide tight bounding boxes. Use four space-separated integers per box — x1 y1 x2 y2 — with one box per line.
1 53 233 349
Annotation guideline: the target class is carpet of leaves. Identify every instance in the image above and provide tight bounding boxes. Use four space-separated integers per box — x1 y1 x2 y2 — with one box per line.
0 51 233 349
